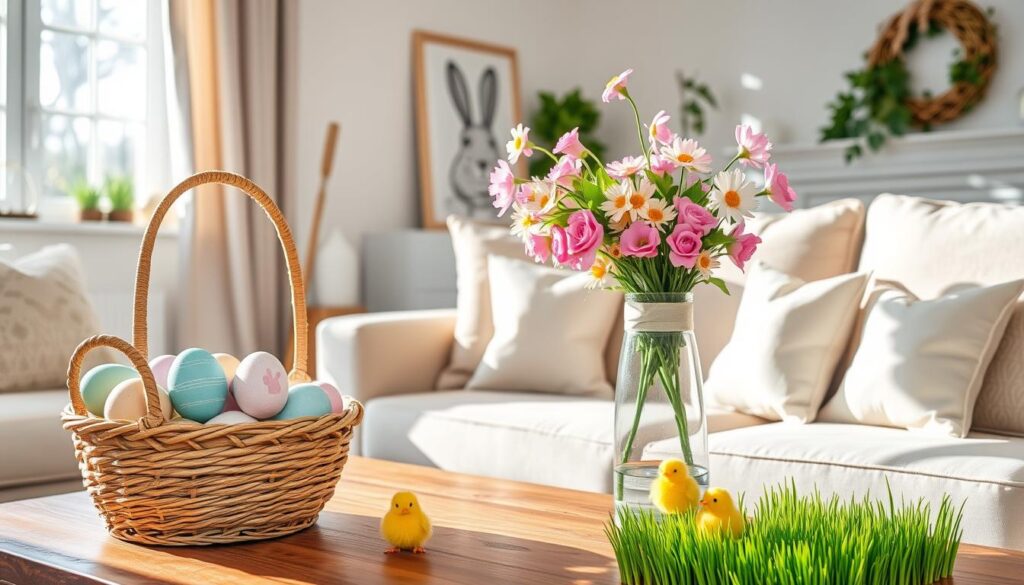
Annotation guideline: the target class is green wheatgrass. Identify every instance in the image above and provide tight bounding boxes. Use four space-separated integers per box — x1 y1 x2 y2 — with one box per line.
605 481 963 585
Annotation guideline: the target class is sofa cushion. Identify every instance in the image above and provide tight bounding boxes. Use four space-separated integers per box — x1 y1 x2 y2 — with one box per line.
0 389 80 489
707 422 1024 550
858 195 1024 436
362 390 768 493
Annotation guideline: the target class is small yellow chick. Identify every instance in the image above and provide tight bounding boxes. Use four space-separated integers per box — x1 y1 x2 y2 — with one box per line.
649 458 700 514
381 491 432 554
696 487 744 538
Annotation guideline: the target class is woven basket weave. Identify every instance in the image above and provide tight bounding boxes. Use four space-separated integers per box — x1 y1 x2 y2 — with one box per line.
61 171 364 546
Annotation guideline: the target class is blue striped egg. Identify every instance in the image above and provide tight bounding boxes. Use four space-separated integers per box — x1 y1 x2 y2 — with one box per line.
272 383 332 420
167 348 228 423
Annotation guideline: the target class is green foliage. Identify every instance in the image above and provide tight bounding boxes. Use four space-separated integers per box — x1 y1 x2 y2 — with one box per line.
104 176 134 212
606 481 963 585
821 17 991 163
528 89 606 177
676 72 717 136
71 180 100 211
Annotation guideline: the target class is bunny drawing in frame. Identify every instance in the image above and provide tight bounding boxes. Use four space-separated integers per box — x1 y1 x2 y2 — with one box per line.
446 61 500 216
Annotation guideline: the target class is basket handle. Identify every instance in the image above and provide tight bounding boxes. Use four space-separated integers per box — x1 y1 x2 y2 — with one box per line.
67 334 164 426
133 171 311 383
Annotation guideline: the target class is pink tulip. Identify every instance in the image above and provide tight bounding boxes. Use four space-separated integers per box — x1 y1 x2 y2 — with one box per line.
764 163 797 211
735 124 772 169
647 110 674 145
547 155 582 188
602 68 633 103
489 160 517 216
526 234 551 264
619 221 660 258
673 197 717 235
666 225 703 268
554 127 586 159
728 223 762 271
563 210 604 270
649 154 676 176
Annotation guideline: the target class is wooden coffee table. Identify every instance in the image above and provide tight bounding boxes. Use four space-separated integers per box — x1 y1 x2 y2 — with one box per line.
1 457 1022 584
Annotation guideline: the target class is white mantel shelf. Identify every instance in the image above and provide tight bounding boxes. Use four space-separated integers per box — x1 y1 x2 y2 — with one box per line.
0 218 178 238
770 128 1024 207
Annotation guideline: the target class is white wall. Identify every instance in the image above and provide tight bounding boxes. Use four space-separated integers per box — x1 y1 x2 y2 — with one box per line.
287 0 1024 261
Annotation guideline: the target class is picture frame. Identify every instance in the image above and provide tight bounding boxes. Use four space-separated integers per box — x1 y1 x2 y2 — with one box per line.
413 30 522 229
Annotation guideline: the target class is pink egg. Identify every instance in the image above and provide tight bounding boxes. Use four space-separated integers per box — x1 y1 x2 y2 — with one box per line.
148 354 176 388
318 382 345 413
233 352 289 419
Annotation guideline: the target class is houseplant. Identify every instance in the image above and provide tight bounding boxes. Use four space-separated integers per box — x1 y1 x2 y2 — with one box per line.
487 68 797 512
527 88 605 178
105 176 134 222
71 180 102 222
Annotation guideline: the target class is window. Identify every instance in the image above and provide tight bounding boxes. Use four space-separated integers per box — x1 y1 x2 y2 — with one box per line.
1 0 163 212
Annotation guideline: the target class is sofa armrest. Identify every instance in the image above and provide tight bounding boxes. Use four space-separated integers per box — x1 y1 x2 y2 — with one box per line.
316 309 457 405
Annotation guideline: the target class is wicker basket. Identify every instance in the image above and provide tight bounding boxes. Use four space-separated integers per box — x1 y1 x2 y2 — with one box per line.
61 171 364 546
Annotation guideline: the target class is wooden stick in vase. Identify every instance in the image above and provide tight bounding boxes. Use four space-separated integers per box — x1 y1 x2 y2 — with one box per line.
304 122 341 288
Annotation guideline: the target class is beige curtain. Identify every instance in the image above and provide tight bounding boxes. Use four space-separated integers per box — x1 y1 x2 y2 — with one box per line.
172 0 287 357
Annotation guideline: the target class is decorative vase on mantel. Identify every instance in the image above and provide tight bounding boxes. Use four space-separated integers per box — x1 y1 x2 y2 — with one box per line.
613 293 707 514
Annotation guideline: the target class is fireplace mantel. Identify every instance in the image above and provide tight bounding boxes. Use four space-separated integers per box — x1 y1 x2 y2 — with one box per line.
770 128 1024 208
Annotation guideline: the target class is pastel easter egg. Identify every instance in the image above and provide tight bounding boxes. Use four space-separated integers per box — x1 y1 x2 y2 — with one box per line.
272 383 333 420
206 410 257 425
104 378 173 421
221 389 241 412
80 364 138 416
148 354 176 388
213 353 241 382
233 352 289 419
168 348 229 423
318 382 345 413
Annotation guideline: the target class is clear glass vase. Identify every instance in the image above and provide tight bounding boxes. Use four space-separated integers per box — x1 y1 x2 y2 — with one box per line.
614 292 708 515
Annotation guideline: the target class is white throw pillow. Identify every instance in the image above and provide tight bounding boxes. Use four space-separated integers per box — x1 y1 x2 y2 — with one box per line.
466 255 622 397
820 279 1024 438
0 245 110 392
705 263 869 423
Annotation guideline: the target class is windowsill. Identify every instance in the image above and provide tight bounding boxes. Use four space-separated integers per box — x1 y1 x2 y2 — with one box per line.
0 217 179 238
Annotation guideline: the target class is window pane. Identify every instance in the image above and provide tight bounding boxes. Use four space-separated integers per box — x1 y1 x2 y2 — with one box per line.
40 31 91 112
98 0 146 41
97 40 145 119
97 119 142 192
41 0 92 30
39 114 91 197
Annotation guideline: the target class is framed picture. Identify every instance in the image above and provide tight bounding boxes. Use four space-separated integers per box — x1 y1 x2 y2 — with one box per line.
414 30 522 229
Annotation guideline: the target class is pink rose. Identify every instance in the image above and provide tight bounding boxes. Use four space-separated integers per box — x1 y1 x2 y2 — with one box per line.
728 223 762 271
526 234 551 264
563 210 604 270
764 163 797 212
673 197 717 235
550 225 571 265
553 127 586 159
619 221 661 258
666 225 703 268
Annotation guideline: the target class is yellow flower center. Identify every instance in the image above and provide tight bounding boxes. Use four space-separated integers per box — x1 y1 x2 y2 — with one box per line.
629 194 646 209
520 215 534 228
648 208 664 222
539 194 550 208
606 76 619 89
676 153 693 163
724 190 741 208
514 137 523 150
614 195 627 209
699 254 711 269
609 244 622 258
591 264 607 279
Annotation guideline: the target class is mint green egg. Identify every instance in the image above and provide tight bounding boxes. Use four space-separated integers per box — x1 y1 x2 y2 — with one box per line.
272 383 332 420
168 348 228 423
80 364 138 416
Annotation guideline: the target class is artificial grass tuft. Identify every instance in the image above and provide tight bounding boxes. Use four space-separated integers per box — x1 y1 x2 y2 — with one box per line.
605 481 963 585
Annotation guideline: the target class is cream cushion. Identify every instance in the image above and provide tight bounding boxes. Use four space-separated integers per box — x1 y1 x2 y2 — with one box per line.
0 389 80 488
705 263 869 422
0 245 108 393
467 255 621 397
362 390 769 493
708 422 1024 550
857 195 1024 436
820 279 1024 437
692 198 865 373
437 216 528 389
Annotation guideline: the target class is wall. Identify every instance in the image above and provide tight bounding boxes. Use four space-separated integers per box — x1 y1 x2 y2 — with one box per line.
286 0 1024 273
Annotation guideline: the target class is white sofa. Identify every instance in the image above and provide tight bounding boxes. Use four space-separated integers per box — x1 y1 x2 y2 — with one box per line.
320 194 1024 551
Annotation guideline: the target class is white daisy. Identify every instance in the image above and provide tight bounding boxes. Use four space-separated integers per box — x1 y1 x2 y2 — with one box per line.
506 124 533 164
696 250 720 277
520 179 557 214
709 168 758 223
606 155 646 180
660 137 712 174
509 204 543 240
642 197 676 230
625 177 656 222
600 180 632 223
587 256 613 289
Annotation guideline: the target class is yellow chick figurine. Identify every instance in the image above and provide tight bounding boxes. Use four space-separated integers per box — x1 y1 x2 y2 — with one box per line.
381 491 432 554
649 458 700 514
696 487 745 538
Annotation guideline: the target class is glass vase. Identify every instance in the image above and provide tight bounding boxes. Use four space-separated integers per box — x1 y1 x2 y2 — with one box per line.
613 292 708 514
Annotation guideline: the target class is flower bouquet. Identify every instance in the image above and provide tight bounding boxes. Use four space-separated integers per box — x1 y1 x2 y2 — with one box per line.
488 68 797 510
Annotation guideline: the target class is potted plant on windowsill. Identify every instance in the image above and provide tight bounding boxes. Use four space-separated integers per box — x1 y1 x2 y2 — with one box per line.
72 180 102 222
105 176 134 222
